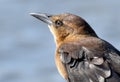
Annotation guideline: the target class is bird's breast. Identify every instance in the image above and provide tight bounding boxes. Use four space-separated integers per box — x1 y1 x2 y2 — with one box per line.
55 52 68 80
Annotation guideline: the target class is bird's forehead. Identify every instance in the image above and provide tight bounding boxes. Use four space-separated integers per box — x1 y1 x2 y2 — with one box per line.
50 13 80 21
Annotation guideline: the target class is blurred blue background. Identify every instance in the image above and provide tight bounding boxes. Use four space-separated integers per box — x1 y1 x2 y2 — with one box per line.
0 0 120 82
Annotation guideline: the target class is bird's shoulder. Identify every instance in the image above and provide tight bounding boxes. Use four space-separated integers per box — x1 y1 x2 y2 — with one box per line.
56 36 120 82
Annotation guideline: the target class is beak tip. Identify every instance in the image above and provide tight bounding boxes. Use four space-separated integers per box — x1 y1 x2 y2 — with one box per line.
29 13 37 16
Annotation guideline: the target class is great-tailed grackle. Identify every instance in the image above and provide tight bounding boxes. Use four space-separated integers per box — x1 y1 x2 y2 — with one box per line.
30 13 120 82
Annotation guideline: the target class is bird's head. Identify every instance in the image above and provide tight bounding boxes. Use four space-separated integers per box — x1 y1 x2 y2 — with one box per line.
30 13 98 44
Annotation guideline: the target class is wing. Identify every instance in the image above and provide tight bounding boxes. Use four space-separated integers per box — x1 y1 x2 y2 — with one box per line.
58 41 120 82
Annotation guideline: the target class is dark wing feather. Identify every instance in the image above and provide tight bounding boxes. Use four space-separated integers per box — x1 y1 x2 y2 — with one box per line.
104 43 120 75
58 41 120 82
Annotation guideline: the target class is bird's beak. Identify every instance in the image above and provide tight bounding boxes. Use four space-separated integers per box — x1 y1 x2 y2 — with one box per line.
30 13 52 25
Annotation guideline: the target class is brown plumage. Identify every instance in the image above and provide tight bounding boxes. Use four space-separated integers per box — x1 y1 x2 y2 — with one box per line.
30 13 120 82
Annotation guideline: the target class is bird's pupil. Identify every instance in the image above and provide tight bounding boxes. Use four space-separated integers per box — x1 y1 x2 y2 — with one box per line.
55 20 63 26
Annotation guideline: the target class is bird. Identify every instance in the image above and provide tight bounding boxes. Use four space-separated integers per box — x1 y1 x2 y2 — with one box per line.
30 12 120 82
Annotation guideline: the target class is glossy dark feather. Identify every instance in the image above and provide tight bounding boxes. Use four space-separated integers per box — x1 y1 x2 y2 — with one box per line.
58 37 120 82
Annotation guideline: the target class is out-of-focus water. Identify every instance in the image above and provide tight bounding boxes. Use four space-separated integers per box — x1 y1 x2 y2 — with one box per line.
0 0 120 82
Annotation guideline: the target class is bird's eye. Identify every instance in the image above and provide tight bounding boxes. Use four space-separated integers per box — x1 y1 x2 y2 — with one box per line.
55 20 63 27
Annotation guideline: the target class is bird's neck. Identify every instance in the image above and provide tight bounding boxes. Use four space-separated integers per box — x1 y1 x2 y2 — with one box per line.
55 34 91 47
